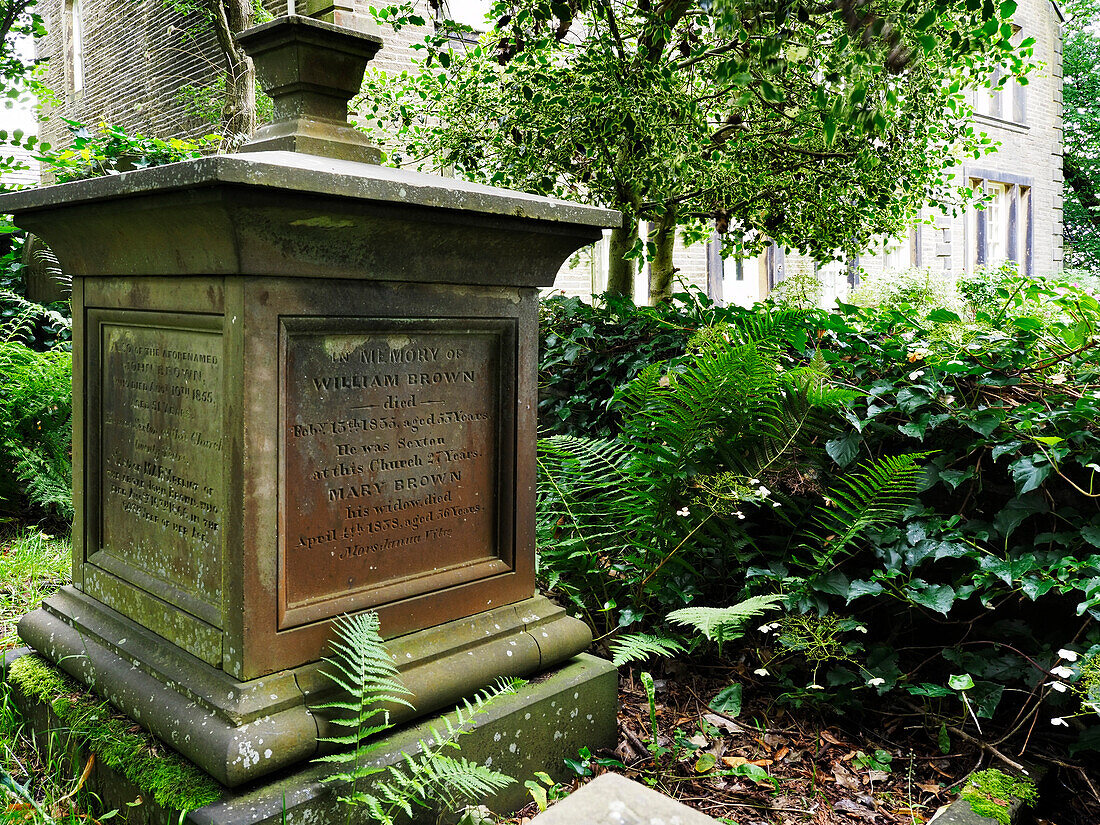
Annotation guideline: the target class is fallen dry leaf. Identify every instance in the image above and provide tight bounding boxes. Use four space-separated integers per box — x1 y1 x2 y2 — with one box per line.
833 798 879 822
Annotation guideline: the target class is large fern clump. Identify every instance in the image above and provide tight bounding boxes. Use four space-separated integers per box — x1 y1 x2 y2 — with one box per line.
537 321 850 634
315 613 520 825
0 294 73 522
537 313 927 647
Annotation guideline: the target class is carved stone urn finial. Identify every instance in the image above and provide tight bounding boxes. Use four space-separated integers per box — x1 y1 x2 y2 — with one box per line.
235 15 382 163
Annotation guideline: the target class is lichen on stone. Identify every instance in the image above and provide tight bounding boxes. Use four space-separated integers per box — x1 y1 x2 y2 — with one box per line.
959 768 1038 825
5 654 222 811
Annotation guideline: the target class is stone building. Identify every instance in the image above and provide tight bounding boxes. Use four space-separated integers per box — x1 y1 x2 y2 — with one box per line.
34 0 1064 303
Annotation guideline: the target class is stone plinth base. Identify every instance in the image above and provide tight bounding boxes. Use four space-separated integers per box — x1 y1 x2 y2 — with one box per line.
5 651 618 825
18 588 593 786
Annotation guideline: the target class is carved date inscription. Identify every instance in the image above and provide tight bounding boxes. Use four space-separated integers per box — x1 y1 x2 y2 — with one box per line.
282 322 506 617
100 324 222 603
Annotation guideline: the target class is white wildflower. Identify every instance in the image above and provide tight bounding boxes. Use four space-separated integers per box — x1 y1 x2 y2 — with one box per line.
1051 665 1075 679
676 507 690 517
854 625 868 634
867 677 886 687
754 667 769 676
1051 717 1069 727
808 684 825 690
1047 681 1069 693
734 510 746 520
908 369 924 380
758 622 776 634
757 485 771 497
1058 648 1080 662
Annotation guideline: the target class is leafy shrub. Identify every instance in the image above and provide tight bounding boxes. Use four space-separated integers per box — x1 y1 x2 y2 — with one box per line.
536 274 1100 754
35 119 219 183
851 265 964 314
0 298 73 523
538 290 812 437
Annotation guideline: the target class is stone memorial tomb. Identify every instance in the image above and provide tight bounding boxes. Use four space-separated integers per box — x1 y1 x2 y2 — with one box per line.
1 12 619 796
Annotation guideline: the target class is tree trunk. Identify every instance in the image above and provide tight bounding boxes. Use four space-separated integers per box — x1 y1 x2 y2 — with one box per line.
647 208 678 306
605 218 638 299
207 0 256 151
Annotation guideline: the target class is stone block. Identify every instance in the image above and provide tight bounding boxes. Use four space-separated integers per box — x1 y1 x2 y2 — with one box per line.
6 647 618 825
528 773 718 825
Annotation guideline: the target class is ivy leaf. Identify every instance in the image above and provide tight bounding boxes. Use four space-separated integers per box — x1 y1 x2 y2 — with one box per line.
948 673 975 691
709 683 743 716
966 411 1002 436
1011 455 1052 495
695 752 718 773
939 468 975 489
927 308 962 324
909 583 956 615
1021 576 1055 600
826 432 861 468
844 580 884 603
970 681 1004 718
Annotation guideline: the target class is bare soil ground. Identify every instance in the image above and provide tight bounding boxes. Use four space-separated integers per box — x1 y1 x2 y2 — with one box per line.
507 660 1100 825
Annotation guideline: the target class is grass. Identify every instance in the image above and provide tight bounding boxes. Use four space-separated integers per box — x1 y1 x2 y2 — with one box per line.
0 528 70 652
0 529 227 823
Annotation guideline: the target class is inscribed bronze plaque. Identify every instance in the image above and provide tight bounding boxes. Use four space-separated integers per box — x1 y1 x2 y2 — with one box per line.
98 322 223 607
280 318 514 628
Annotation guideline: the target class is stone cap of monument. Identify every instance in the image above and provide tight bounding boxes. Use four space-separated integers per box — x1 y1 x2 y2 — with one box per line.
0 151 621 284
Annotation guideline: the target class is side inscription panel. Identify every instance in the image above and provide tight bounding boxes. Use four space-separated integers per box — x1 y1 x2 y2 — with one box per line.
281 318 513 626
98 322 223 610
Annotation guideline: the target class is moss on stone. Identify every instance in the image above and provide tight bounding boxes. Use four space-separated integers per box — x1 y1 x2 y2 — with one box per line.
959 768 1038 825
5 654 222 811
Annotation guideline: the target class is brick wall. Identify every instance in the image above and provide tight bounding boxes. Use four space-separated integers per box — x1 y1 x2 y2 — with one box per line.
37 0 224 156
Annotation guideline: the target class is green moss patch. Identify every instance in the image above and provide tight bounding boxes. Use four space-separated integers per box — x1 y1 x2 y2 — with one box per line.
959 768 1038 825
5 654 223 811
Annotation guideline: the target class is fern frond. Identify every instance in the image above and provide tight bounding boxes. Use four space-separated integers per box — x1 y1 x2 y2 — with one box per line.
808 453 928 564
609 633 685 667
666 594 784 645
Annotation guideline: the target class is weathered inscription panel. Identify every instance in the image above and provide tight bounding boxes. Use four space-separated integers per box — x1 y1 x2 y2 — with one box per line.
99 322 223 607
281 318 513 626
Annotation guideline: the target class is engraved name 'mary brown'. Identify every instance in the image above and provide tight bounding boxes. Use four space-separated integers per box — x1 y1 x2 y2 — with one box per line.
281 322 505 625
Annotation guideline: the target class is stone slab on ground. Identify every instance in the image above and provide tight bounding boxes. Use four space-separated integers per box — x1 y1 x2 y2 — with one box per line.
4 650 617 825
528 772 718 825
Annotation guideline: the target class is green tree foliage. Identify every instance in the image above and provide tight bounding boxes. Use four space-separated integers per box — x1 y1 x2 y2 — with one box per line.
360 0 1030 302
1063 0 1100 269
1 0 46 188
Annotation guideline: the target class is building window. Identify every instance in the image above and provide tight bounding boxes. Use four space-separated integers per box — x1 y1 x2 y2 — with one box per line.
973 27 1027 124
436 0 493 31
66 0 84 97
967 177 1032 273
